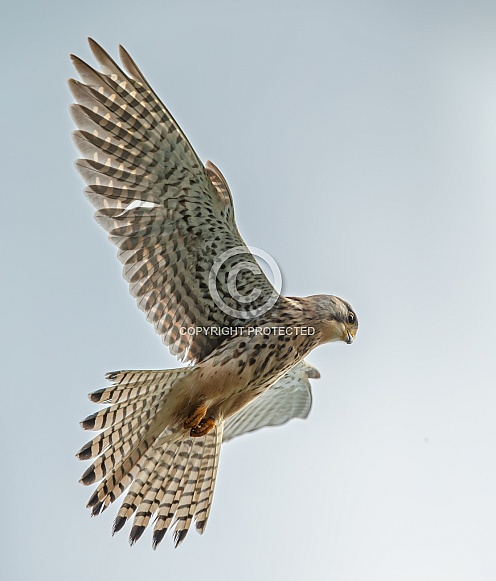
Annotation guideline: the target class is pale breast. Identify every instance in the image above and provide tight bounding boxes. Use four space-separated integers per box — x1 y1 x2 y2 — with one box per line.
195 325 319 420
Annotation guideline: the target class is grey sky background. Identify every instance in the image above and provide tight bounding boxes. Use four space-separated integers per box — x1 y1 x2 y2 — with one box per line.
2 1 496 579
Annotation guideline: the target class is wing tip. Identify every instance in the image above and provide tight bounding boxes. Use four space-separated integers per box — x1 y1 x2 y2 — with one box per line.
304 362 321 379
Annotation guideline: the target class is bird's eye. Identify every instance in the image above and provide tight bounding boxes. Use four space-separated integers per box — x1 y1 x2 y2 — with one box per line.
347 312 355 325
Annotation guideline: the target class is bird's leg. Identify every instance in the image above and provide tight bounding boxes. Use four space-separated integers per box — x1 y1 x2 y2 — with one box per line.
183 403 208 430
190 417 216 437
184 403 216 436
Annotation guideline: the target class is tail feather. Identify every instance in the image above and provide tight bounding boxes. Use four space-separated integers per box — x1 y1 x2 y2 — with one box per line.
172 441 206 536
80 396 159 431
113 447 165 537
194 426 223 534
128 454 174 544
91 369 185 404
84 434 158 514
76 403 161 461
93 445 167 519
126 439 186 544
79 421 151 485
173 425 223 545
78 367 223 547
151 440 195 549
81 369 188 432
113 446 164 529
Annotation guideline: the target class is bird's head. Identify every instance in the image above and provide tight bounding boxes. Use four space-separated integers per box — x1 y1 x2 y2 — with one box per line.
309 294 358 345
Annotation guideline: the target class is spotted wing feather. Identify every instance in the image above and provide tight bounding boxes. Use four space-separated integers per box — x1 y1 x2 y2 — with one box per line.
69 39 278 363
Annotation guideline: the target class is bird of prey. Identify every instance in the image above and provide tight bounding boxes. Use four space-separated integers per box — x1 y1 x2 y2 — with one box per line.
69 39 358 548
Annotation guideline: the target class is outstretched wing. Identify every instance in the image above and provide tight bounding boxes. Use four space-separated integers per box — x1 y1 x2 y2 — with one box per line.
69 39 279 363
223 361 320 442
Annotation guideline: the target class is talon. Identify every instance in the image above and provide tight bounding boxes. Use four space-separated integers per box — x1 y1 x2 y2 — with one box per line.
190 417 215 437
183 404 208 430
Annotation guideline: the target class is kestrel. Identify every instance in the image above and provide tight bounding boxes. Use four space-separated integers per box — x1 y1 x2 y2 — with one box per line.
70 39 358 548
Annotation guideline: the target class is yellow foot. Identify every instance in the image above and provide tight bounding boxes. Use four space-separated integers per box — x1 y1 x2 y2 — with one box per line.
183 404 208 430
190 417 216 437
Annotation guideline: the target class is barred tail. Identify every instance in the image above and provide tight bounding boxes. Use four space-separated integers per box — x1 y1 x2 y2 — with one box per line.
77 368 224 548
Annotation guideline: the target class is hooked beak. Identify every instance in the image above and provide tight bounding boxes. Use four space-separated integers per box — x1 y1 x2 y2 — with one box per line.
346 330 354 344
